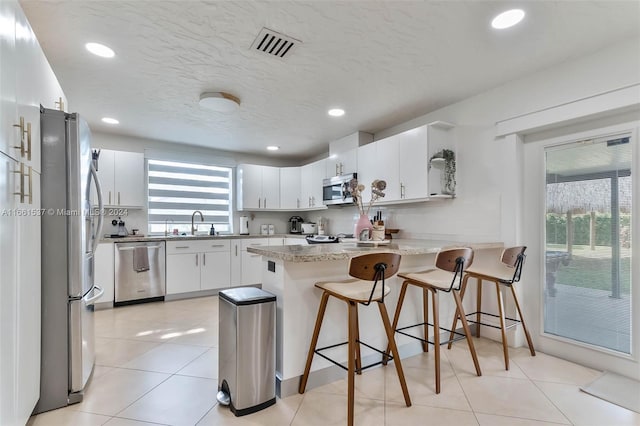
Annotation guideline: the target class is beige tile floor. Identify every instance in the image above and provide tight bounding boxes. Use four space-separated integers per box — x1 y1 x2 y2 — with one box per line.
28 296 640 426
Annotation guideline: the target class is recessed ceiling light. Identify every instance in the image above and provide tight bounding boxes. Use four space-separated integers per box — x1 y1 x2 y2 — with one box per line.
101 117 119 124
491 9 525 29
85 42 115 58
266 146 279 151
199 92 241 113
328 108 345 117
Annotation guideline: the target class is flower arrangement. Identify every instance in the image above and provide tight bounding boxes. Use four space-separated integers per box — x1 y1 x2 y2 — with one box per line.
347 178 387 216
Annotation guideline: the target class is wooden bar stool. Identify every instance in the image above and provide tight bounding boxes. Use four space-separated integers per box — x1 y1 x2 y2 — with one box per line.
384 247 481 394
298 253 411 426
447 246 535 370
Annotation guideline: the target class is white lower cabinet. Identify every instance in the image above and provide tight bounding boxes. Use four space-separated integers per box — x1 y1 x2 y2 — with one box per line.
240 238 269 285
230 240 241 287
167 252 201 294
166 240 231 294
94 243 114 304
200 249 231 290
285 237 308 245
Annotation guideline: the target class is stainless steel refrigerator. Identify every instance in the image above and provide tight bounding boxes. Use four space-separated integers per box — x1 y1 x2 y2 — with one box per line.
34 107 104 413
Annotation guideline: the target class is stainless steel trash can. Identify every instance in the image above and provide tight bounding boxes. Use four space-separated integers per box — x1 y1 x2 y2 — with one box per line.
217 287 276 416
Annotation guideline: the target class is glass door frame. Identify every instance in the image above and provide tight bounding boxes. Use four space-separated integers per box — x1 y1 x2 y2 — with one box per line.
522 120 639 379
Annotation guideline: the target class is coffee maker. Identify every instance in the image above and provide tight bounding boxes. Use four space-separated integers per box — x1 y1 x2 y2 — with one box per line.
289 216 304 234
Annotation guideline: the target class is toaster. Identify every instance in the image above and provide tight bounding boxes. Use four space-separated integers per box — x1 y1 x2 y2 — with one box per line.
301 222 317 235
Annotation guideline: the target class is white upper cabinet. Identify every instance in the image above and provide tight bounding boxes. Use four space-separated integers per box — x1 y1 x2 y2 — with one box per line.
326 148 357 177
280 167 301 209
261 166 280 209
0 0 18 161
237 164 281 210
376 134 401 201
398 125 429 200
2 3 66 173
356 123 452 204
300 158 325 208
114 151 145 206
92 149 144 207
326 132 372 177
356 142 378 202
14 5 41 173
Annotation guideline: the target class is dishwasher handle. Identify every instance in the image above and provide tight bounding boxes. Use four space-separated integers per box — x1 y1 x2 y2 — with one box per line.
117 245 163 251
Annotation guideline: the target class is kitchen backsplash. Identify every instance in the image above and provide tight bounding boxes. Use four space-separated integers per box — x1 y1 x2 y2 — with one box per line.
103 209 147 237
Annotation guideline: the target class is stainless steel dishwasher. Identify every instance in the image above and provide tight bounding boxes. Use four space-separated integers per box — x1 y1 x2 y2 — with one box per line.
115 241 166 305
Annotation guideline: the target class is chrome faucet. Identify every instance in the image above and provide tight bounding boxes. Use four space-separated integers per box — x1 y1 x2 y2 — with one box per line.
164 218 174 236
191 210 204 235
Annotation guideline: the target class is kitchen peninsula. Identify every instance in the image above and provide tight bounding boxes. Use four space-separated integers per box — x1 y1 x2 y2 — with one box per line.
248 239 503 397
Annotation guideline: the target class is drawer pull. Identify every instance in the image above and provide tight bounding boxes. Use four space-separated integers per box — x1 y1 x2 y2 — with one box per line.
210 244 225 248
175 246 190 249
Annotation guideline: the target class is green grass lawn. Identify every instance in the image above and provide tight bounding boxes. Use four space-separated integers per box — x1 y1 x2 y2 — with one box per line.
547 244 631 295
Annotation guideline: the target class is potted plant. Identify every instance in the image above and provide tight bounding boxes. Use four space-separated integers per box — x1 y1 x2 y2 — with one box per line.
429 149 456 196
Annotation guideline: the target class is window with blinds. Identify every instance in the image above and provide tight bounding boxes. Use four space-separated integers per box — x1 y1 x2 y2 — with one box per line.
148 159 233 234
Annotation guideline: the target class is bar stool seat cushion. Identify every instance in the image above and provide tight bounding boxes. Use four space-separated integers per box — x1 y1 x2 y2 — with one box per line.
315 279 391 302
466 263 516 283
398 269 457 290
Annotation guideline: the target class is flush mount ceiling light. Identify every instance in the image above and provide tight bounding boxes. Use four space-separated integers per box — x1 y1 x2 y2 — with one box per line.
266 146 280 151
328 108 345 117
491 9 525 29
85 42 115 58
101 117 119 124
199 92 241 113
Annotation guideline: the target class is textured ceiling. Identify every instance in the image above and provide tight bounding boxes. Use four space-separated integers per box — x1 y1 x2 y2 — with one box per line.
21 0 640 161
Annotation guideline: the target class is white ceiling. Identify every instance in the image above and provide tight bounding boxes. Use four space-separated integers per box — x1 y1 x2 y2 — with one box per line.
21 0 640 161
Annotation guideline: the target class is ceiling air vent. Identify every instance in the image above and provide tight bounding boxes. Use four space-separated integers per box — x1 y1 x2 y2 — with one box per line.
250 27 301 59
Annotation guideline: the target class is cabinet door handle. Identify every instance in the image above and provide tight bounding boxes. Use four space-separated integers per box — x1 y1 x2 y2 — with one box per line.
400 183 405 199
108 191 112 205
296 198 300 208
25 165 33 205
55 97 64 111
12 162 25 203
118 191 121 205
195 253 198 266
235 245 238 256
24 122 32 161
264 198 266 208
335 163 339 176
203 253 206 265
12 117 25 157
308 197 311 207
258 197 261 208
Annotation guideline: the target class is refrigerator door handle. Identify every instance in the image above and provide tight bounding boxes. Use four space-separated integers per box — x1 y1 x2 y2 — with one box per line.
84 285 104 305
90 163 104 254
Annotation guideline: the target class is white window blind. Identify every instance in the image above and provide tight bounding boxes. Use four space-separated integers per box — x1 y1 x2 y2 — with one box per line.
148 159 233 234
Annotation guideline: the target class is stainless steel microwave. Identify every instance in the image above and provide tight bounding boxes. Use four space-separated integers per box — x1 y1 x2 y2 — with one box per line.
322 173 357 206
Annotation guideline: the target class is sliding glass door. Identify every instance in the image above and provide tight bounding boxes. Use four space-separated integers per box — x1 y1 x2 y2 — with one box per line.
544 134 632 354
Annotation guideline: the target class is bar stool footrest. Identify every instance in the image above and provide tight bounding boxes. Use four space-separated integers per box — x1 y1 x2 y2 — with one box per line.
396 322 467 346
314 340 391 373
464 311 521 330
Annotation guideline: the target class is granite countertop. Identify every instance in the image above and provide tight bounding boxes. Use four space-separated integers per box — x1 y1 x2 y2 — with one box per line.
100 234 307 243
246 239 503 262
